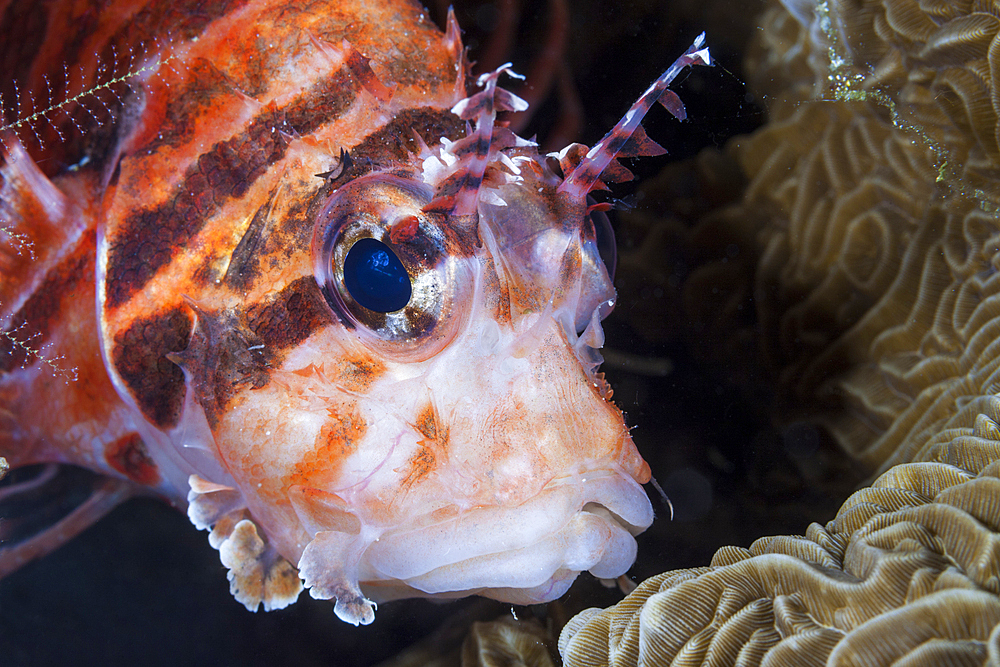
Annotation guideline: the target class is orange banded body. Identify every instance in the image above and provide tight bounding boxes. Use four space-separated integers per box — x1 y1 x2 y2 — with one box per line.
0 0 709 624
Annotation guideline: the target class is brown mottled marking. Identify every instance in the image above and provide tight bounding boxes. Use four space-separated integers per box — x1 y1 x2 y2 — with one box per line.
283 402 366 492
400 402 447 489
333 107 465 184
172 305 271 429
282 68 358 136
144 59 248 153
172 279 335 427
104 107 294 309
400 446 435 490
402 306 436 339
118 0 249 46
0 231 93 373
316 410 366 459
106 64 411 309
147 36 362 154
414 402 439 441
111 306 192 428
244 277 334 354
331 354 386 394
104 433 160 485
422 135 488 209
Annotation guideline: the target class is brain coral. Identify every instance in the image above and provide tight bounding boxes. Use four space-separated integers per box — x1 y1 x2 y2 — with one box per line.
559 0 1000 664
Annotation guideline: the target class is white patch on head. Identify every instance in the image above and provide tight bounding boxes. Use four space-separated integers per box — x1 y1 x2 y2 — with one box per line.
480 189 507 206
476 320 502 356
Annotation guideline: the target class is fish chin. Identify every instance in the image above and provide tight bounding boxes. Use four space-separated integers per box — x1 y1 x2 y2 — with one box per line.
354 470 653 603
380 506 639 601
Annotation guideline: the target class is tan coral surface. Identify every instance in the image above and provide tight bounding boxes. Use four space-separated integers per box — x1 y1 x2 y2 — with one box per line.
561 459 1000 666
560 0 1000 664
707 0 1000 472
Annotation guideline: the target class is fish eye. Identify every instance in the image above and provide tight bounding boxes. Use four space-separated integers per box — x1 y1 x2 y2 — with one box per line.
312 173 473 360
342 238 411 313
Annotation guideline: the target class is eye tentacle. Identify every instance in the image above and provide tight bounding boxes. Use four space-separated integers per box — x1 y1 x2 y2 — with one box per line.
422 64 527 216
557 33 712 200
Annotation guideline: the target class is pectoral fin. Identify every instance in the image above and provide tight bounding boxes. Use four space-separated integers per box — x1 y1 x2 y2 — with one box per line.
0 139 89 322
0 464 132 578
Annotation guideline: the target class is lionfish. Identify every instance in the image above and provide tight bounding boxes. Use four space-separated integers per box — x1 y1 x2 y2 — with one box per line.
0 0 710 624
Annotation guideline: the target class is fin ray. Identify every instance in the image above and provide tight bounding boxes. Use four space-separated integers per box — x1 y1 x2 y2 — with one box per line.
0 138 86 324
0 464 133 578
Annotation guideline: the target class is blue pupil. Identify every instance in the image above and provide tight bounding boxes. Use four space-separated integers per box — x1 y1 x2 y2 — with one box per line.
343 237 411 313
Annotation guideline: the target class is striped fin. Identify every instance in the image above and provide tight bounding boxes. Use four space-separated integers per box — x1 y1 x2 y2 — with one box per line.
557 33 712 199
423 64 527 216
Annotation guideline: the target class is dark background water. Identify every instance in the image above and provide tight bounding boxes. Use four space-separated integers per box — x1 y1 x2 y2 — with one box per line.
0 1 861 664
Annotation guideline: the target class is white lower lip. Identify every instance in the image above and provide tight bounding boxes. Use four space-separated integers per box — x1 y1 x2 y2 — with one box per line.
400 507 638 596
358 470 653 595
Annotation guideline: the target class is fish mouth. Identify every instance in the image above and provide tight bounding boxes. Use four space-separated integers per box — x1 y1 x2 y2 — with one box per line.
357 469 654 602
